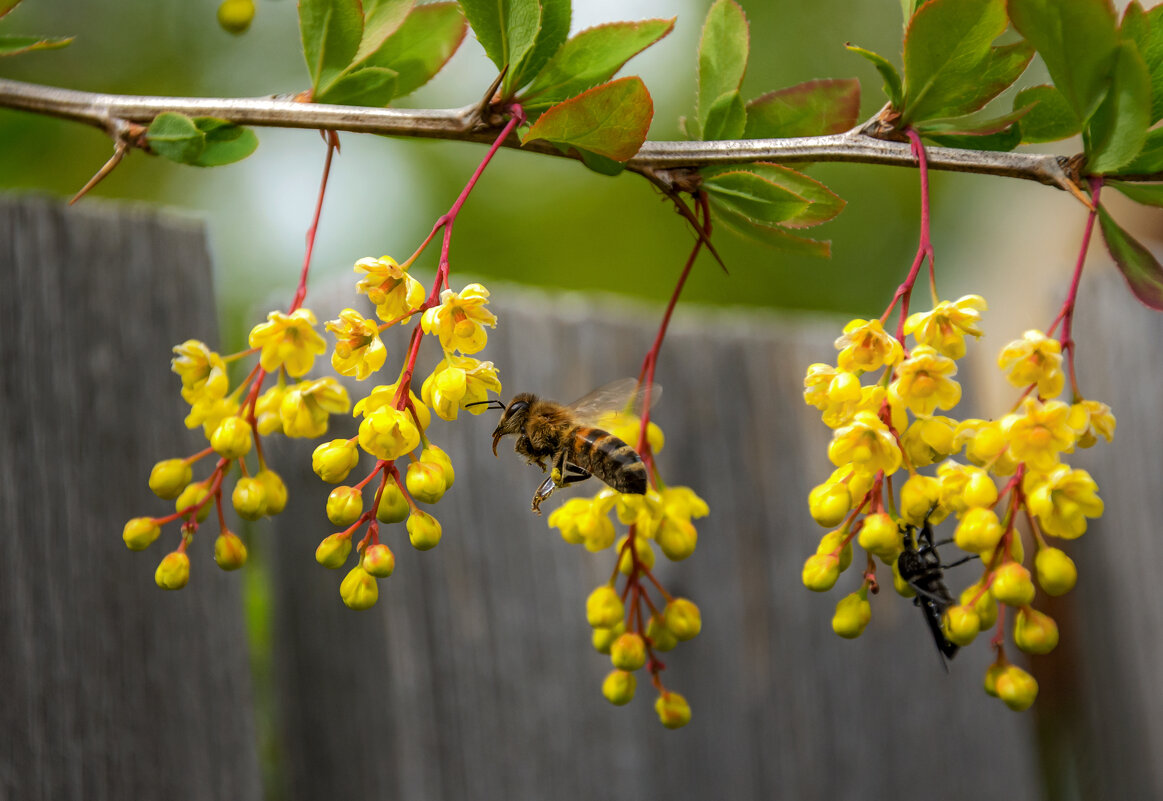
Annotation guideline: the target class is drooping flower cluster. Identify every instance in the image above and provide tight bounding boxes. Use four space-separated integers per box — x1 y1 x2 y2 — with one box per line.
802 294 1113 712
545 411 706 729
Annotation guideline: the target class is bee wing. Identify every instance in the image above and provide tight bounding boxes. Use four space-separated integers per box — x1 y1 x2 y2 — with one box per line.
566 378 661 425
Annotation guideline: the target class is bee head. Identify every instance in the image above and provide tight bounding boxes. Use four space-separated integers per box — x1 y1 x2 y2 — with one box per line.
491 393 536 456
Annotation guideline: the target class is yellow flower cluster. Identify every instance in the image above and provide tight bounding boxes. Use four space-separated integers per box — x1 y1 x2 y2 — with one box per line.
801 295 1114 712
545 416 706 728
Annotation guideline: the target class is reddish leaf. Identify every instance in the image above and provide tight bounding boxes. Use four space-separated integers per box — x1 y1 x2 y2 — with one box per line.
521 77 653 162
1098 205 1163 310
744 78 861 138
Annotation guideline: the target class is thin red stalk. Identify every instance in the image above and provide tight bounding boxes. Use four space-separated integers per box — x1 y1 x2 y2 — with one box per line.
289 130 340 313
882 128 934 341
1056 177 1103 400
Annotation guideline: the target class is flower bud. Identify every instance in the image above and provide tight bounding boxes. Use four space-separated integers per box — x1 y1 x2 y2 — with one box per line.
214 530 247 571
155 551 190 590
255 469 287 515
809 482 851 528
616 533 655 575
406 510 442 550
645 614 677 652
899 474 941 526
802 553 841 592
312 439 359 483
123 517 161 551
210 416 253 459
891 559 916 598
990 561 1036 606
664 598 702 641
340 565 378 610
610 632 647 671
654 691 692 729
231 476 267 521
315 533 353 569
858 513 901 561
149 459 193 500
602 670 637 706
406 460 447 504
1035 546 1077 596
326 486 364 526
984 662 1006 697
1014 607 1059 655
420 445 455 488
174 482 212 522
959 581 998 630
361 543 396 578
942 605 980 646
591 620 625 654
954 507 1004 554
656 517 697 561
832 591 871 639
963 470 999 508
375 480 410 524
995 664 1038 711
586 585 624 629
217 0 255 34
816 529 853 571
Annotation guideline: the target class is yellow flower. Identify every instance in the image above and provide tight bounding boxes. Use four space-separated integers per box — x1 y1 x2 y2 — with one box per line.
888 345 961 417
184 394 240 438
279 377 351 438
1068 399 1116 448
834 318 903 373
358 406 420 460
954 418 1019 475
598 412 665 455
354 380 431 432
172 340 228 404
420 283 497 354
1023 465 1103 539
997 329 1065 399
901 415 957 467
1001 398 1075 472
354 255 426 324
325 308 387 380
254 382 287 436
419 353 503 421
248 308 327 378
547 492 618 550
903 295 987 359
827 410 902 477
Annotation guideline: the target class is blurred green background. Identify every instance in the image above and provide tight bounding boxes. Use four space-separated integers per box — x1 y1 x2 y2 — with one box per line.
0 0 956 349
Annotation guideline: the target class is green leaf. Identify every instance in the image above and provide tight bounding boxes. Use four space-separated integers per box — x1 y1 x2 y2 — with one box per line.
915 104 1033 136
353 0 412 66
0 0 23 20
702 91 746 140
846 44 903 108
521 18 675 108
744 78 861 139
696 0 749 138
1087 41 1151 174
521 76 653 161
923 125 1023 151
508 0 570 93
1113 125 1163 174
190 118 259 167
902 0 1013 123
0 34 73 56
702 169 812 226
146 112 206 165
705 162 845 228
1014 84 1081 143
362 2 466 98
1108 181 1163 206
313 66 398 107
300 0 365 95
459 0 541 94
1141 5 1163 122
1098 204 1163 309
1007 0 1120 122
577 148 626 176
712 202 832 257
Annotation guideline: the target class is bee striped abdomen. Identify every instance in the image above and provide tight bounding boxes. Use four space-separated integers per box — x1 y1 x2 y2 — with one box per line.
569 426 648 494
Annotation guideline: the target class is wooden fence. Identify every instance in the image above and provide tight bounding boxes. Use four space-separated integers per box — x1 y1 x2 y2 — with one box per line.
2 196 1159 800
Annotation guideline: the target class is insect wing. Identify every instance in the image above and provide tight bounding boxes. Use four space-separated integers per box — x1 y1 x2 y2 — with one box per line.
565 378 660 426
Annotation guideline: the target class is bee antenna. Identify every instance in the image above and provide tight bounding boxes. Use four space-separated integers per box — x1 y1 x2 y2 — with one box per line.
466 399 506 410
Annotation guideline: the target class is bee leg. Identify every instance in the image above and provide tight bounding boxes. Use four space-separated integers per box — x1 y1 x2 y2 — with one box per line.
530 464 593 515
531 474 559 515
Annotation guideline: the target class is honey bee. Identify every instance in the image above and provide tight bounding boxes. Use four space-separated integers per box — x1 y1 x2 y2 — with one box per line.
473 379 658 514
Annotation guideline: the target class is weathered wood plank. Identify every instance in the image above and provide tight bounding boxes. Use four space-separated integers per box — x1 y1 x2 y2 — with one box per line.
267 287 1043 800
0 197 262 801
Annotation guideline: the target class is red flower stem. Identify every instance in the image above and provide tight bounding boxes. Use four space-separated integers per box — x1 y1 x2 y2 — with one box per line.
352 461 386 491
881 128 934 341
289 130 339 313
1053 177 1103 400
635 192 710 460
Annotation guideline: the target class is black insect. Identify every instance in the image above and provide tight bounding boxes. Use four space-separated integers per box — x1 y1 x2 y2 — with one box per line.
897 518 973 668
